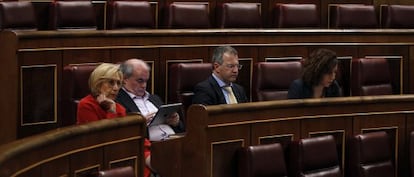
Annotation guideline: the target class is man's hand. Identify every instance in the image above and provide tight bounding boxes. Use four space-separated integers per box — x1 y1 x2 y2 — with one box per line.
165 112 180 127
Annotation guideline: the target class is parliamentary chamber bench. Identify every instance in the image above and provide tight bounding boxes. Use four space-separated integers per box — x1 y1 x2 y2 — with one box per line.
1 29 414 145
152 95 414 177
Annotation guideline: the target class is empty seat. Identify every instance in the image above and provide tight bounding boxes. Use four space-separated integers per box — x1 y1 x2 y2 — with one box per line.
168 63 211 115
381 5 414 28
289 135 342 177
108 1 155 29
252 61 301 101
49 0 97 30
329 4 378 29
61 63 100 126
219 2 261 28
0 1 37 30
273 3 319 28
238 143 287 177
351 58 393 96
348 131 395 177
166 2 210 28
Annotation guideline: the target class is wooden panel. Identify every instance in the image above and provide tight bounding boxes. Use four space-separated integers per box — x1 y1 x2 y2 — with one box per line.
0 115 146 177
353 113 406 177
208 125 249 177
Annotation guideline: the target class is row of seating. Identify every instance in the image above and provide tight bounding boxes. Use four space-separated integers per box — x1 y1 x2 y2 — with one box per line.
239 131 398 177
62 57 394 126
1 1 414 30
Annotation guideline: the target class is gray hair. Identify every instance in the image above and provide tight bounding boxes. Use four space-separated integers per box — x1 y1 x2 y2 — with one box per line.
119 59 150 79
212 46 238 65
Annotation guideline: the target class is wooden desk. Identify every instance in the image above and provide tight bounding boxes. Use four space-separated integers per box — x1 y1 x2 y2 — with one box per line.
1 29 414 145
0 114 147 177
152 95 414 177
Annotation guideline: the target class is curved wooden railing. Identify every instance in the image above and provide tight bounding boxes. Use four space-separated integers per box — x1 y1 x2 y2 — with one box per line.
0 114 146 177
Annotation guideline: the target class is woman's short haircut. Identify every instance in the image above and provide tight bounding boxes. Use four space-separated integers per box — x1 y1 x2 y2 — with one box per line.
89 63 123 96
302 48 338 86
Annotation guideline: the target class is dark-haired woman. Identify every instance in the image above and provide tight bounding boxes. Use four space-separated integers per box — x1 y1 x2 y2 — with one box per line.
288 48 342 99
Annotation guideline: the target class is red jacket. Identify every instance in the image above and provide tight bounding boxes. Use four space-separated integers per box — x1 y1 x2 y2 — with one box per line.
77 94 151 177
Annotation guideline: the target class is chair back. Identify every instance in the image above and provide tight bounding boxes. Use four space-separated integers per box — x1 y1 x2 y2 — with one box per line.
168 63 211 114
289 135 342 177
0 1 37 30
349 131 395 177
50 0 97 30
219 2 261 28
351 58 393 96
252 61 301 101
166 2 210 28
108 1 155 29
329 4 378 28
62 63 100 126
238 143 287 177
381 5 414 28
274 3 319 28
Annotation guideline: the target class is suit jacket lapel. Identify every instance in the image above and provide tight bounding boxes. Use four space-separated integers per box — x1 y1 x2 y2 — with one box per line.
118 89 140 113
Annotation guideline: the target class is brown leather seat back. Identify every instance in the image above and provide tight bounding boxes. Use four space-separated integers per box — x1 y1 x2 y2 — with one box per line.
62 63 99 126
290 135 342 177
50 1 97 30
349 131 395 177
168 63 211 114
381 5 414 28
219 2 261 28
252 61 301 101
167 2 210 28
351 58 393 96
330 4 378 29
0 1 37 30
238 143 287 177
274 3 319 28
108 1 155 29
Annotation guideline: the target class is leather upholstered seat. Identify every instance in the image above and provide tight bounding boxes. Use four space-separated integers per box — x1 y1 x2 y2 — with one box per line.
168 63 211 116
289 135 342 177
62 63 100 126
273 3 319 28
49 0 97 30
329 4 378 29
108 1 155 29
219 2 261 28
349 131 395 177
166 2 210 28
351 58 393 96
252 61 301 101
381 5 414 28
238 143 287 177
0 1 37 30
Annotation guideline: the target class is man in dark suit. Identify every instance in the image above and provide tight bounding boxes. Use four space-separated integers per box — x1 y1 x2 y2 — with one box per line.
192 46 249 105
116 59 184 139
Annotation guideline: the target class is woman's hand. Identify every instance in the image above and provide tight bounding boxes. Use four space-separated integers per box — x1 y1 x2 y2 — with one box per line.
165 112 180 127
97 94 116 113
